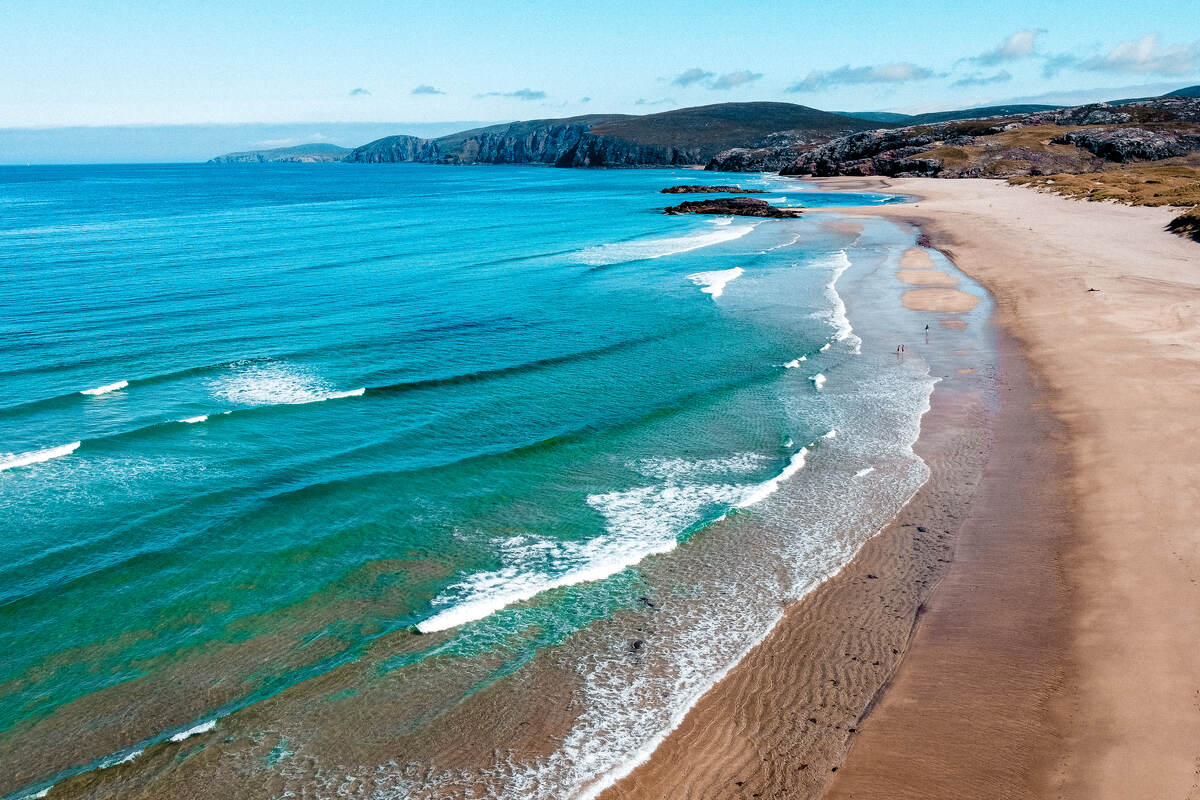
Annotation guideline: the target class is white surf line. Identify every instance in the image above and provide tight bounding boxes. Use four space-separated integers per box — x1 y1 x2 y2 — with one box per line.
687 267 744 299
573 223 756 266
179 415 208 424
80 380 128 396
810 373 826 390
0 441 81 472
581 380 941 800
321 387 365 400
169 719 216 742
735 448 808 508
419 440 822 635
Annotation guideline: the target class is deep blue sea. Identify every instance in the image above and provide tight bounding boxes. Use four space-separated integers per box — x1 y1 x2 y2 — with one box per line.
0 164 987 799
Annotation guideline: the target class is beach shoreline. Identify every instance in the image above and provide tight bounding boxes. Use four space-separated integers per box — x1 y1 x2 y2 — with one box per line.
607 176 1200 799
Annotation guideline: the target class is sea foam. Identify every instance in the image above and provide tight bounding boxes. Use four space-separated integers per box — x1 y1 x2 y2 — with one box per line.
572 224 754 266
169 719 215 742
417 448 810 633
0 441 81 472
80 380 128 396
210 361 364 407
688 267 744 299
820 249 861 353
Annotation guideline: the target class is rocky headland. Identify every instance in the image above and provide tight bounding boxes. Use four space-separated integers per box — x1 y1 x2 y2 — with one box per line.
706 96 1200 179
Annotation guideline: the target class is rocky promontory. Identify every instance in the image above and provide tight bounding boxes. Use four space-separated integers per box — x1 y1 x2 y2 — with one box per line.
708 96 1200 179
660 185 765 193
663 197 801 217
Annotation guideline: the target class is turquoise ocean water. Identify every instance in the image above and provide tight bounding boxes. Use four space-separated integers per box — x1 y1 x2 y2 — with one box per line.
0 165 986 799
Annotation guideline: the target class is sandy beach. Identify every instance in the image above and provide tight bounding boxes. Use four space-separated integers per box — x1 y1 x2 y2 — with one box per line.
607 177 1200 799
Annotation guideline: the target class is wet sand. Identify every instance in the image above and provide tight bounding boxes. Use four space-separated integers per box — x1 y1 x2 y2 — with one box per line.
609 177 1200 799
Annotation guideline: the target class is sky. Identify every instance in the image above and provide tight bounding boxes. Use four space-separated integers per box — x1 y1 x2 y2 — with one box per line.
1 0 1198 160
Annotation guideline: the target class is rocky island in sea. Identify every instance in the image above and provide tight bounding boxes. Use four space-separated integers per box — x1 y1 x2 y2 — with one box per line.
663 196 802 217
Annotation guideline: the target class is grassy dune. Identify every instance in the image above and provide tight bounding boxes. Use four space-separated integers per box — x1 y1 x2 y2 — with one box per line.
1009 160 1200 241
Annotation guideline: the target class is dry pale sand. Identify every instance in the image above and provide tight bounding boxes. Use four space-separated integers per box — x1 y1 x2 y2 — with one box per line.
824 178 1200 800
607 177 1200 800
901 287 979 312
899 246 936 270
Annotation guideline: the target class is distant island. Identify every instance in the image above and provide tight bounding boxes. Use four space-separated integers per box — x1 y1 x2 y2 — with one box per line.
208 143 350 163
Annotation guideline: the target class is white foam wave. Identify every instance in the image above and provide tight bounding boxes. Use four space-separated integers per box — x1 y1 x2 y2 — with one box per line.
767 232 804 251
169 719 215 742
823 429 837 439
688 267 744 299
709 216 733 226
782 356 806 369
419 481 745 634
572 224 754 266
854 467 876 478
180 415 208 424
210 361 363 407
633 453 766 482
811 373 826 390
324 387 365 400
80 380 128 396
818 249 862 353
0 441 81 472
419 448 810 633
735 448 808 508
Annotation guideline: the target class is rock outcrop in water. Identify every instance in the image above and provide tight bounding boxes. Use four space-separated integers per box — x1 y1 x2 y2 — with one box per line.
663 197 801 217
660 185 765 193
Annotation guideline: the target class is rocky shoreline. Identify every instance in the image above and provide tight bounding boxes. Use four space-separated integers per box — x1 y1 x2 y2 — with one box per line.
707 96 1200 178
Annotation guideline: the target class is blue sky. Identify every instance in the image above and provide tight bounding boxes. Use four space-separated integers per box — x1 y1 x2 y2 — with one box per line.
2 0 1198 128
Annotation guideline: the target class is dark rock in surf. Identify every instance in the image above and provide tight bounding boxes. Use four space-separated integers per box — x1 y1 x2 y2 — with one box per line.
663 197 801 218
660 185 765 194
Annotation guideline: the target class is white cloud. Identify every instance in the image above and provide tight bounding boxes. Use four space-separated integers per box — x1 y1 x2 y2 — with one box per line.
709 70 762 90
977 30 1041 64
951 70 1013 88
671 68 714 87
1081 34 1198 75
787 63 933 92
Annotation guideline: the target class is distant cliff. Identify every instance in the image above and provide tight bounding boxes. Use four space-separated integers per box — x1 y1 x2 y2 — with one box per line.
207 88 1200 172
208 143 350 163
344 124 699 167
340 103 886 168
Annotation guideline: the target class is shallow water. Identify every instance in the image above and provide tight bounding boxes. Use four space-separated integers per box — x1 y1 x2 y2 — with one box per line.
0 164 989 799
